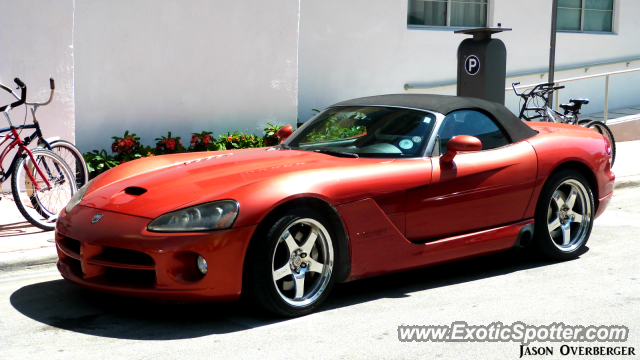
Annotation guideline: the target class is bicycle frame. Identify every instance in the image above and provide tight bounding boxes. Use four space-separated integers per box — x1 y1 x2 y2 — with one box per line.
0 126 52 190
513 82 576 124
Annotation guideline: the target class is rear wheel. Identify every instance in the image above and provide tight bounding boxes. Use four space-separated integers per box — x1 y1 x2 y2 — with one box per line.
582 120 616 167
11 149 77 231
246 208 336 317
534 169 594 261
48 140 89 188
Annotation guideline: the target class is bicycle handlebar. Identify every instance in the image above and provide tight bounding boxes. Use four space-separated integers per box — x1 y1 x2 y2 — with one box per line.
0 78 26 112
24 78 55 106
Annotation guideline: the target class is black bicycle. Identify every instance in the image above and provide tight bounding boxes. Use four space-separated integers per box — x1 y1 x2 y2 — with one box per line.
1 78 77 230
0 78 89 188
513 82 616 167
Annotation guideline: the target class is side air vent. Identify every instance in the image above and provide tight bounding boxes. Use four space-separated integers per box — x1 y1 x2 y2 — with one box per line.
124 187 147 196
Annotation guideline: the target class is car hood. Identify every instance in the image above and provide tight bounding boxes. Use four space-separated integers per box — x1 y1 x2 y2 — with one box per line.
81 148 393 219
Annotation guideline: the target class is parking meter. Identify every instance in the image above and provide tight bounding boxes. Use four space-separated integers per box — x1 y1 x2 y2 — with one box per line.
455 27 511 105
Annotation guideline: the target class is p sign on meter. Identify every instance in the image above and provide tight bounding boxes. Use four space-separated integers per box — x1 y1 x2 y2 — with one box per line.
465 55 480 75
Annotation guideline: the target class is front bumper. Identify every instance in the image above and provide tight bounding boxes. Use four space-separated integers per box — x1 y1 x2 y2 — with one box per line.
55 205 257 302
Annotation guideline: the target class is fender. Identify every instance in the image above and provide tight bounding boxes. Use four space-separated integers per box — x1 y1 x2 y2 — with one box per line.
36 136 60 149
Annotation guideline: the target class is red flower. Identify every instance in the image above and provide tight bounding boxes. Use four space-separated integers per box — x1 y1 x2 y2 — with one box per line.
119 140 125 147
203 135 211 144
228 136 233 141
179 141 183 147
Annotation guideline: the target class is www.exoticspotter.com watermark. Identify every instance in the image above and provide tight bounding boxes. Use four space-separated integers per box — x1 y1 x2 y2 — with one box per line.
398 322 629 346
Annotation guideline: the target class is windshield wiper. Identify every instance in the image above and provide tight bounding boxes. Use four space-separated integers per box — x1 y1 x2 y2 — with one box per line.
279 143 291 150
313 149 359 158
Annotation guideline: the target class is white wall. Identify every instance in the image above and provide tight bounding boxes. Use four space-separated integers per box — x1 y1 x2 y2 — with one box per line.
298 0 640 122
74 0 301 153
0 0 75 192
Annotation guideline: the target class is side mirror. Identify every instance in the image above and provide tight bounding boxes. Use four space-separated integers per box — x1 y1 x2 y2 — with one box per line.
440 135 482 163
276 125 293 143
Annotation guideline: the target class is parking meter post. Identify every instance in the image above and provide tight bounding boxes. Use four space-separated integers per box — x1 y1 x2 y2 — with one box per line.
548 0 559 108
455 27 512 105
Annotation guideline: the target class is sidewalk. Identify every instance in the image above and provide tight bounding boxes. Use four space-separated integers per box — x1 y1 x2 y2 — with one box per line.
586 105 640 142
0 193 57 271
1 140 639 270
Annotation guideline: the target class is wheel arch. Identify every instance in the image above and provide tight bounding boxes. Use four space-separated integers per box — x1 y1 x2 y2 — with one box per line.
242 197 352 289
540 160 599 210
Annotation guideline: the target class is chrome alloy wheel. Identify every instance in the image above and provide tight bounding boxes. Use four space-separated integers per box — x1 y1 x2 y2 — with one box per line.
271 218 334 307
546 179 592 252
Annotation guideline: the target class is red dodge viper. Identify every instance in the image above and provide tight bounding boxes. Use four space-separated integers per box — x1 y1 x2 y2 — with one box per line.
56 94 615 316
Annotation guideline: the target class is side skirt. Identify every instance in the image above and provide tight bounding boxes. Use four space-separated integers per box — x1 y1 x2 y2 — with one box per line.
337 198 534 281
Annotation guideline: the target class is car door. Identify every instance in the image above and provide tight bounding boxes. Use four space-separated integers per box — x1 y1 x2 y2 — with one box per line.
405 110 538 241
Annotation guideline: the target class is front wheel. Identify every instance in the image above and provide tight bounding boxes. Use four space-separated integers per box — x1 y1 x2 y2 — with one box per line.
246 208 336 317
11 149 77 231
534 169 594 261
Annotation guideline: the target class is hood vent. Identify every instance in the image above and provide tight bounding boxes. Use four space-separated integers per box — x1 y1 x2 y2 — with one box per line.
124 187 147 196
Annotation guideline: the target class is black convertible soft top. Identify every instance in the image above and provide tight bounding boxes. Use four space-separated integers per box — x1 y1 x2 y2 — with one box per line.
332 94 538 143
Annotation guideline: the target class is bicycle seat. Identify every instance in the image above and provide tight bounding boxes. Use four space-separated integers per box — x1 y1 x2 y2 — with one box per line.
570 98 589 105
559 98 589 113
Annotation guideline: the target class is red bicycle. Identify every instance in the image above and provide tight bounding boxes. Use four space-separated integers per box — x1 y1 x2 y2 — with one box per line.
1 78 76 230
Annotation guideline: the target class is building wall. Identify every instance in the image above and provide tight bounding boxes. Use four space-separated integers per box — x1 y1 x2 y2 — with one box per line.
75 0 301 153
298 0 640 122
0 0 75 192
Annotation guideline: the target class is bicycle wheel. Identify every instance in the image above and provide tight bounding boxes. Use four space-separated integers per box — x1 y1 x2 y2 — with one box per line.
11 149 77 231
583 120 616 168
48 139 89 188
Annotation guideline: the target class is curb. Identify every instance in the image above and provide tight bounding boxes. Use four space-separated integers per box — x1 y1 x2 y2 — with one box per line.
0 247 58 273
614 174 640 190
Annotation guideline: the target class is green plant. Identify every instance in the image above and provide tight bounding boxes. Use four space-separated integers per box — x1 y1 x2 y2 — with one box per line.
139 145 156 157
305 111 366 143
154 132 186 155
262 123 284 147
111 130 142 162
84 149 119 179
218 132 263 150
189 131 219 152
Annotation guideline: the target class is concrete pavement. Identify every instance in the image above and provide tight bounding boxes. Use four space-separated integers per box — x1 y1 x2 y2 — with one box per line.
1 185 638 359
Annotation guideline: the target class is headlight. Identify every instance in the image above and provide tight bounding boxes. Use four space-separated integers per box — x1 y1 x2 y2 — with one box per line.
147 200 239 232
65 180 92 213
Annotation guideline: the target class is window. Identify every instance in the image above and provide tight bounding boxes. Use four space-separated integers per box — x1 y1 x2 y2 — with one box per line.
437 110 508 154
408 0 488 28
557 0 614 32
287 107 437 158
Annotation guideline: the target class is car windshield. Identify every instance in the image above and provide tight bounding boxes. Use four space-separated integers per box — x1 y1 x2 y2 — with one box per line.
285 106 437 158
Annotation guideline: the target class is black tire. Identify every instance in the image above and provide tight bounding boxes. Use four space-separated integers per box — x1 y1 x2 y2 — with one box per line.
533 169 595 261
48 140 90 188
245 207 337 317
11 149 77 231
582 120 616 168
